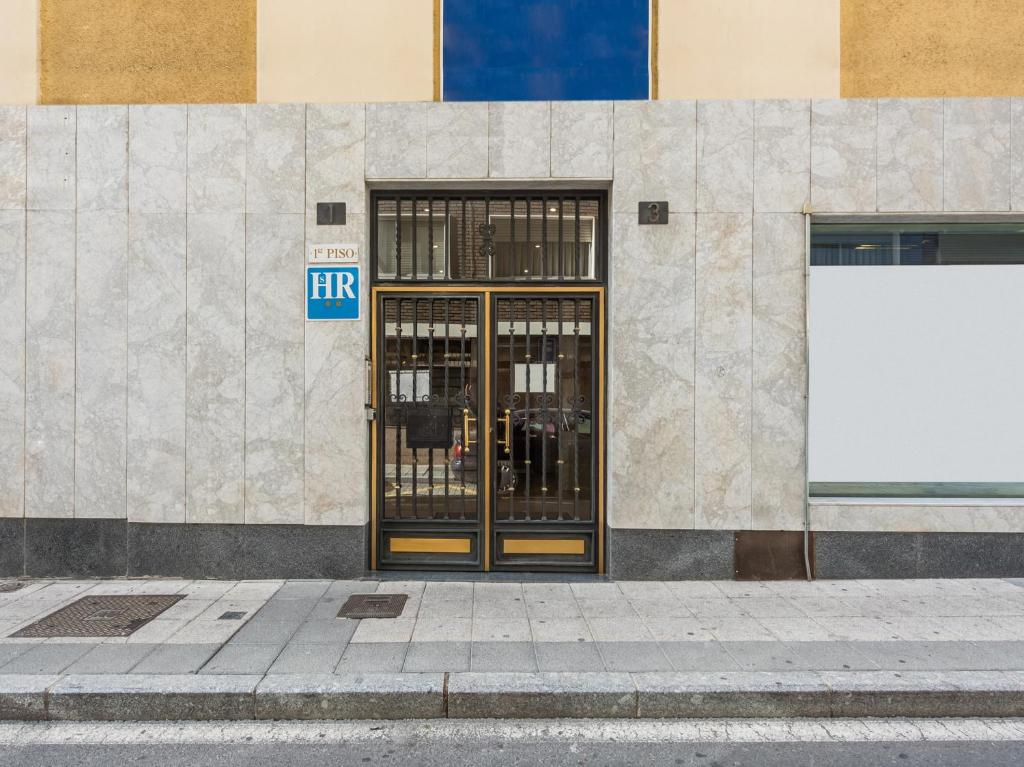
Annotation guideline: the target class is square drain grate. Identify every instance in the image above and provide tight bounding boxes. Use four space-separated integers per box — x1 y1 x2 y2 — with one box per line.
11 594 184 638
338 593 408 619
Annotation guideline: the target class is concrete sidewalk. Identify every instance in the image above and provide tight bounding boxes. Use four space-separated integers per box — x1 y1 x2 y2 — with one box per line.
1 576 1024 720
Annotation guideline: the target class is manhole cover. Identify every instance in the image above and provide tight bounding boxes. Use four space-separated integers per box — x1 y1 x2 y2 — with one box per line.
338 593 408 619
11 594 184 638
0 582 24 593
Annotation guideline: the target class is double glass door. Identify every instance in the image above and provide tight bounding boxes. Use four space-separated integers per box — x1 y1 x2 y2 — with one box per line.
372 289 603 572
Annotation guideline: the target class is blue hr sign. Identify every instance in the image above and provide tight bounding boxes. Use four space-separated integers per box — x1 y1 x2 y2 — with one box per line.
306 266 360 321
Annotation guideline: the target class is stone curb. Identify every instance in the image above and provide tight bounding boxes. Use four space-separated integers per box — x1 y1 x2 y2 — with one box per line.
4 671 1024 721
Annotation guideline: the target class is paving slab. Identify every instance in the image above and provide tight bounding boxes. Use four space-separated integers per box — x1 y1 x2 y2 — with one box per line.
634 671 832 718
659 641 742 672
268 643 346 674
447 672 636 718
0 643 96 675
63 644 158 675
403 641 470 672
199 644 283 675
48 674 259 720
225 620 298 645
289 619 358 645
534 642 605 672
470 642 538 672
0 675 59 720
131 644 220 674
597 641 674 672
335 642 409 673
255 673 444 719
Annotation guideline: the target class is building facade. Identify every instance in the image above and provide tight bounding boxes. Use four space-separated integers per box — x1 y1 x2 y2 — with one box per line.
0 2 1022 579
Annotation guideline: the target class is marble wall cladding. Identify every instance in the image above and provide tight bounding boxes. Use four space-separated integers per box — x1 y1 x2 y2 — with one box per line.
810 99 877 212
186 213 245 525
944 98 1011 211
246 104 305 213
876 99 943 212
127 213 186 524
551 101 613 178
0 211 25 517
427 102 488 179
365 102 426 179
753 100 810 213
245 214 304 525
188 104 246 214
27 106 75 211
75 211 127 519
1013 99 1024 211
0 107 26 209
696 100 754 213
752 214 805 531
25 211 75 519
612 101 696 214
488 102 551 178
128 105 186 213
811 502 1024 534
695 213 753 531
76 106 128 212
305 103 366 233
608 213 695 529
305 104 368 527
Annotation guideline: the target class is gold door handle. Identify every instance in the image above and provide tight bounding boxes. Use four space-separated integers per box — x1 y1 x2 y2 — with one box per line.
462 408 477 454
499 409 512 454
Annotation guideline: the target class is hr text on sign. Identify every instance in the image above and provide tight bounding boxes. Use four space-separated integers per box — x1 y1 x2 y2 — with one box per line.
307 265 360 321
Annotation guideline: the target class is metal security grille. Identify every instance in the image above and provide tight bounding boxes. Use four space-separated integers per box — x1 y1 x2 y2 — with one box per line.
372 192 606 283
12 595 184 638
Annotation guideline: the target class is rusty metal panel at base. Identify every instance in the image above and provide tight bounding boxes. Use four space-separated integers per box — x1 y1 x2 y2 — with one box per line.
11 595 184 638
734 531 815 581
338 593 408 619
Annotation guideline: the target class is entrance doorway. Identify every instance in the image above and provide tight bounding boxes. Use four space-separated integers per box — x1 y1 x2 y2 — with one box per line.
368 192 607 573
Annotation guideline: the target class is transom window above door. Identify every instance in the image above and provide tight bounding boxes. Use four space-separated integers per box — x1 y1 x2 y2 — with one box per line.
371 192 607 284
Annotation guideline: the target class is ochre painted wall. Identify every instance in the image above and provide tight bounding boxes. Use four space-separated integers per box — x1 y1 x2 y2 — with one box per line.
842 0 1024 97
257 0 433 103
0 0 38 104
658 0 840 99
39 0 256 104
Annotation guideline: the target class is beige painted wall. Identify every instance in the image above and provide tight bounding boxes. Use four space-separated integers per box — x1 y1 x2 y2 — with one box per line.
257 0 433 103
659 0 839 99
0 0 38 104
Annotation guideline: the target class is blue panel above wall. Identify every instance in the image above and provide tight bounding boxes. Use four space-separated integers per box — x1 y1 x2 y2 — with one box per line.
443 0 650 101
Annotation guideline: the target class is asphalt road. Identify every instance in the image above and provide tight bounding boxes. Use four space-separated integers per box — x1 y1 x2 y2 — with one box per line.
2 719 1023 767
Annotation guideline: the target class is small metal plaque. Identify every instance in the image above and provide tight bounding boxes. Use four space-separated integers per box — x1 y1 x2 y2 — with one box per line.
316 201 346 225
218 611 246 620
11 594 184 638
338 593 408 619
405 407 452 450
638 200 669 224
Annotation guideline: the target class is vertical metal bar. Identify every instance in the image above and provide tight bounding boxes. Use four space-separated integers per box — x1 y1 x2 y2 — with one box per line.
443 297 450 518
526 196 532 281
558 198 564 280
589 296 597 527
575 196 581 281
459 298 468 519
410 297 419 517
461 197 467 280
572 298 580 521
395 299 403 518
427 197 435 280
555 297 564 519
483 195 491 278
411 197 418 279
395 198 403 280
541 198 548 278
508 298 516 521
427 297 435 520
540 298 548 520
483 291 491 571
510 199 516 280
523 298 532 517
